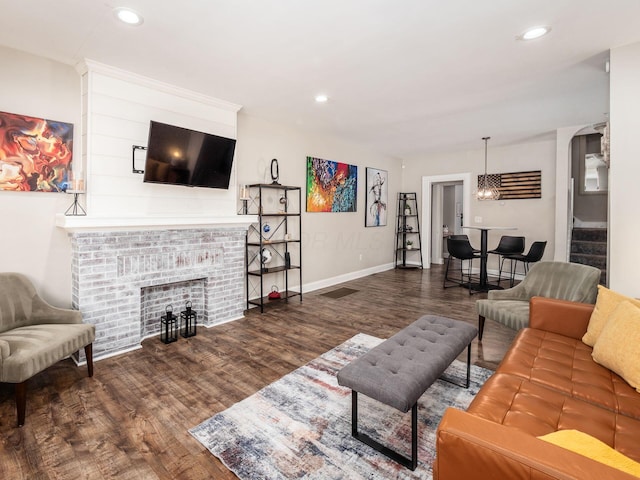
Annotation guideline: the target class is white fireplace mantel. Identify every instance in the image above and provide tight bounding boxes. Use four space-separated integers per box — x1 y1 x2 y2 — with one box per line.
55 214 258 232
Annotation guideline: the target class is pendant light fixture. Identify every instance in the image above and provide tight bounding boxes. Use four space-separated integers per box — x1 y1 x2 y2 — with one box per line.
476 136 500 200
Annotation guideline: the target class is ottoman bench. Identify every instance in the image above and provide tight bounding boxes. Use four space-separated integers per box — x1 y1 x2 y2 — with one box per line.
336 315 477 470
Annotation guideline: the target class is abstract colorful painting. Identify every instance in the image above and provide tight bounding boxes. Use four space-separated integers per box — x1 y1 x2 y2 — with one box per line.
365 167 388 227
306 156 357 212
0 110 73 192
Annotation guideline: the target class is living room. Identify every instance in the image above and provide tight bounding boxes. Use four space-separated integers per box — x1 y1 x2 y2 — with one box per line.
1 2 640 479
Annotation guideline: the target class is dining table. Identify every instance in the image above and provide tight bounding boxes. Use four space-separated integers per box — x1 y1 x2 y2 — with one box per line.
462 225 517 292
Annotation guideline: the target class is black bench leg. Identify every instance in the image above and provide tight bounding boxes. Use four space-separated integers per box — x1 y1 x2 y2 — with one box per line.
351 391 418 471
439 342 472 389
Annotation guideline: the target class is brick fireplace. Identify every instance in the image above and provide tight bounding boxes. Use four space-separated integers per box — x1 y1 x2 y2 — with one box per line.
60 219 252 360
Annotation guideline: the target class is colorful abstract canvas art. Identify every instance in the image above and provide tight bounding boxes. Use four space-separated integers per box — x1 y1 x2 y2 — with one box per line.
306 156 357 212
0 110 74 192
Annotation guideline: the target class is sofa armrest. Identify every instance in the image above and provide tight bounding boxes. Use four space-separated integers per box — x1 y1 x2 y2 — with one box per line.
31 295 83 325
0 339 9 360
529 297 594 340
435 408 637 480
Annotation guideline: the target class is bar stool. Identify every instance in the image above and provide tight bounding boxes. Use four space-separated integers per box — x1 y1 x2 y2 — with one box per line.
449 234 480 253
443 237 481 294
504 241 547 286
487 236 525 286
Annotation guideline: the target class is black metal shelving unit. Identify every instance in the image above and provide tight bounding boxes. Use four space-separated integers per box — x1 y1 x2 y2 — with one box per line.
245 184 302 312
394 192 423 269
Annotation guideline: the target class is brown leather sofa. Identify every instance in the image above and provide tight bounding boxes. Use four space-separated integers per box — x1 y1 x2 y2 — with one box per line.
434 296 640 480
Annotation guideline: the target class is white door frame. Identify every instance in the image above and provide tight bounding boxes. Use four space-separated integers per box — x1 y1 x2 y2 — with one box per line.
421 173 472 269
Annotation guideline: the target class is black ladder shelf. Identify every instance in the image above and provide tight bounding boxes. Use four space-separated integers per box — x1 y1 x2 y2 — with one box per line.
395 192 423 269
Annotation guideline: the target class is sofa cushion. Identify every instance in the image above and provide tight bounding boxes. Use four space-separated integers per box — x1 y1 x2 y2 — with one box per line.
467 373 640 463
539 429 640 477
496 328 640 420
592 301 640 393
0 323 96 383
583 286 640 347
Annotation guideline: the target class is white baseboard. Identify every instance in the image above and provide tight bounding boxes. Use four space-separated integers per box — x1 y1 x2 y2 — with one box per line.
302 262 396 293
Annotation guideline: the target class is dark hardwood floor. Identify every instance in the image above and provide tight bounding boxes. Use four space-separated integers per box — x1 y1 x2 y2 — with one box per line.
0 265 516 479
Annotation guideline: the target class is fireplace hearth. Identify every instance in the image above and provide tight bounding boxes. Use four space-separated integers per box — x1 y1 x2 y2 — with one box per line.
67 226 247 359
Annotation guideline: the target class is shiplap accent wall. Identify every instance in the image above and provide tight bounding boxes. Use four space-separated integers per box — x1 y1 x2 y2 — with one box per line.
76 60 242 217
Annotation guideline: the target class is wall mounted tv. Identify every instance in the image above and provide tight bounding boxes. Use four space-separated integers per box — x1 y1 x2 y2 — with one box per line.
143 120 236 189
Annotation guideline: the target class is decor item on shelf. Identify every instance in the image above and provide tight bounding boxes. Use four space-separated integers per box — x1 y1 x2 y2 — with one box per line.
306 156 357 212
270 158 280 185
65 177 87 216
476 136 500 200
284 251 291 268
278 195 289 213
160 305 178 344
406 240 414 250
404 204 411 215
239 184 250 214
268 285 281 300
365 167 388 227
180 300 197 338
0 110 74 193
260 247 273 271
262 223 271 234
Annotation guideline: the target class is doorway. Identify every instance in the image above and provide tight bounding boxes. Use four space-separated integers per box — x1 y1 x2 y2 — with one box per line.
421 173 472 268
569 132 608 285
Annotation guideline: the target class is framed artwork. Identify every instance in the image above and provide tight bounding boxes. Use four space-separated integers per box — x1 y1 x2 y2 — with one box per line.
0 110 74 192
306 156 357 212
365 167 388 227
0 112 73 192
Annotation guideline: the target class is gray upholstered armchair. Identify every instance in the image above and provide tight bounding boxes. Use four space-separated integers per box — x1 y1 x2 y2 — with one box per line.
476 261 600 340
0 273 95 426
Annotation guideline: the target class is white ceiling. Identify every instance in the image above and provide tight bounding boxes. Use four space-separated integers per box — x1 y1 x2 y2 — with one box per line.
1 1 639 158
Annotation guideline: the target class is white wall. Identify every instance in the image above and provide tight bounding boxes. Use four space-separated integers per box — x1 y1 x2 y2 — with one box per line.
0 46 80 306
403 139 557 273
236 114 402 288
0 47 402 305
79 60 241 217
609 41 640 296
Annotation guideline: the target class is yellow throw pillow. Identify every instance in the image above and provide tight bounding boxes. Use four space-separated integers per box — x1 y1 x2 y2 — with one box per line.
539 429 640 477
592 300 640 393
583 285 640 347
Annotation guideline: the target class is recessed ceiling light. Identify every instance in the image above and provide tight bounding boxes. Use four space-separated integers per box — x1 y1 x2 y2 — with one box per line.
518 25 550 41
315 94 329 103
114 7 144 26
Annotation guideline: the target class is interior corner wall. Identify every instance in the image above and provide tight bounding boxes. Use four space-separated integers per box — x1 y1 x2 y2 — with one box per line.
235 114 402 288
609 41 640 296
402 139 557 273
0 46 80 306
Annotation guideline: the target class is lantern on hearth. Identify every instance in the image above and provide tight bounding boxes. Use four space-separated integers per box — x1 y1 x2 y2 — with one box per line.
160 304 178 344
180 300 197 338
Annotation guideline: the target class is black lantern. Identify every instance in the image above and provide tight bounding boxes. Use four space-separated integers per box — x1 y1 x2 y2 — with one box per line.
180 300 197 338
160 304 178 344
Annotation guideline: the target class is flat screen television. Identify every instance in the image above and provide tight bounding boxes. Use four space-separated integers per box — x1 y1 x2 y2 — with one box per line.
143 120 236 189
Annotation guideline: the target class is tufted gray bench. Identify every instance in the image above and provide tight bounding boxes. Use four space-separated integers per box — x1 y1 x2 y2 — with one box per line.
336 315 477 470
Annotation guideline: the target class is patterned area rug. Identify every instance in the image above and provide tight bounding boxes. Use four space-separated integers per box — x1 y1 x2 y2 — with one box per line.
190 333 492 479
